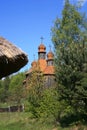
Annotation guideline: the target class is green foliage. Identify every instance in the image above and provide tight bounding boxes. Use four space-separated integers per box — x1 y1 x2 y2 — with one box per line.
52 0 87 124
0 72 26 105
36 88 59 119
0 76 10 102
0 112 86 130
55 43 87 107
0 112 57 130
8 72 25 105
52 0 87 48
27 70 60 121
26 69 45 117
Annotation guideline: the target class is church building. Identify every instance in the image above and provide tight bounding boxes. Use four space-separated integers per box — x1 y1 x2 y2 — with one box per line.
23 40 55 88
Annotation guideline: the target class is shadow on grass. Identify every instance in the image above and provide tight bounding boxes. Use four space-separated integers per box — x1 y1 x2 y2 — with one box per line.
59 113 87 127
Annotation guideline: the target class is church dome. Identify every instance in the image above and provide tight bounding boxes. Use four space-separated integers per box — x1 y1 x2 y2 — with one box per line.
47 51 54 60
31 60 37 67
38 43 46 52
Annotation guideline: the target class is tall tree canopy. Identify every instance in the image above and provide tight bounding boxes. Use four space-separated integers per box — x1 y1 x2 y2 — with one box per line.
52 0 87 47
52 0 87 117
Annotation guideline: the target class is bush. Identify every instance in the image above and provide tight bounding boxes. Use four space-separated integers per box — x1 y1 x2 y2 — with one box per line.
36 88 60 120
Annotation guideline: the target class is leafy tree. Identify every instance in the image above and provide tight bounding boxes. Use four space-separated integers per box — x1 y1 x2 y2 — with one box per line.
36 87 62 120
0 80 5 102
52 0 87 47
52 0 87 120
26 68 45 116
0 76 10 102
8 72 25 105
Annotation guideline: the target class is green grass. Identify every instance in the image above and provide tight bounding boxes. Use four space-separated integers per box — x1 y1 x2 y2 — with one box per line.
0 112 55 130
0 112 86 130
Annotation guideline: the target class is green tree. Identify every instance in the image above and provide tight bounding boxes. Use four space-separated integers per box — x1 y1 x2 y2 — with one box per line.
52 0 87 47
0 79 5 102
36 87 62 120
8 72 25 105
52 0 87 121
26 69 45 116
0 76 10 102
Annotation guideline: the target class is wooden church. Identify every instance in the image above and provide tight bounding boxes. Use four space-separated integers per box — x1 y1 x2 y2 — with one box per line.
23 40 55 88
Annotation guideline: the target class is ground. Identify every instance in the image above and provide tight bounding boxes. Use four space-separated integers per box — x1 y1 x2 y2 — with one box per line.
0 112 87 130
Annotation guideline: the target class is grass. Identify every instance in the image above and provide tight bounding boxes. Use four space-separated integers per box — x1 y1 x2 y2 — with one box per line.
0 112 55 130
0 112 87 130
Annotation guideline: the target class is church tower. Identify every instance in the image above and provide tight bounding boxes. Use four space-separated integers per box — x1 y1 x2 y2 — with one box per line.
38 37 46 60
43 48 55 87
38 38 47 72
47 50 54 66
24 38 55 88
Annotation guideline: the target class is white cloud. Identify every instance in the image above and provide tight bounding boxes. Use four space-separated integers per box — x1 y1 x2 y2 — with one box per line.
77 0 87 6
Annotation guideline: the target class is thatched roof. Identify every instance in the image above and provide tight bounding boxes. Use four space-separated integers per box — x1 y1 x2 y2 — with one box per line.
0 37 28 79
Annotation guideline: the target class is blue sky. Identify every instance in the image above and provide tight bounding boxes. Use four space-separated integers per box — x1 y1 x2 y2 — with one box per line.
0 0 87 72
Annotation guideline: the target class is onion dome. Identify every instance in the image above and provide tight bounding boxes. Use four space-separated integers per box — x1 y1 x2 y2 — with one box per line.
31 60 37 68
47 51 54 60
38 43 46 52
26 60 37 75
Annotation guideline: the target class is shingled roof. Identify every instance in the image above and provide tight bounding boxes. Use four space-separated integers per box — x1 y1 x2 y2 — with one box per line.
0 37 28 79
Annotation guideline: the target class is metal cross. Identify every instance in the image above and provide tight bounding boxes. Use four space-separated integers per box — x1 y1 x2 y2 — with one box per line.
33 54 35 61
49 44 51 51
40 36 44 43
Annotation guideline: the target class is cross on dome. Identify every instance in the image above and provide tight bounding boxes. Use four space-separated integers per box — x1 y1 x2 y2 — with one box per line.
40 36 44 43
33 54 35 61
49 44 52 51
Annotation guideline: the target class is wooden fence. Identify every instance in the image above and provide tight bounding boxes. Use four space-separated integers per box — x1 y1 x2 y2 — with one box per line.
0 105 24 112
